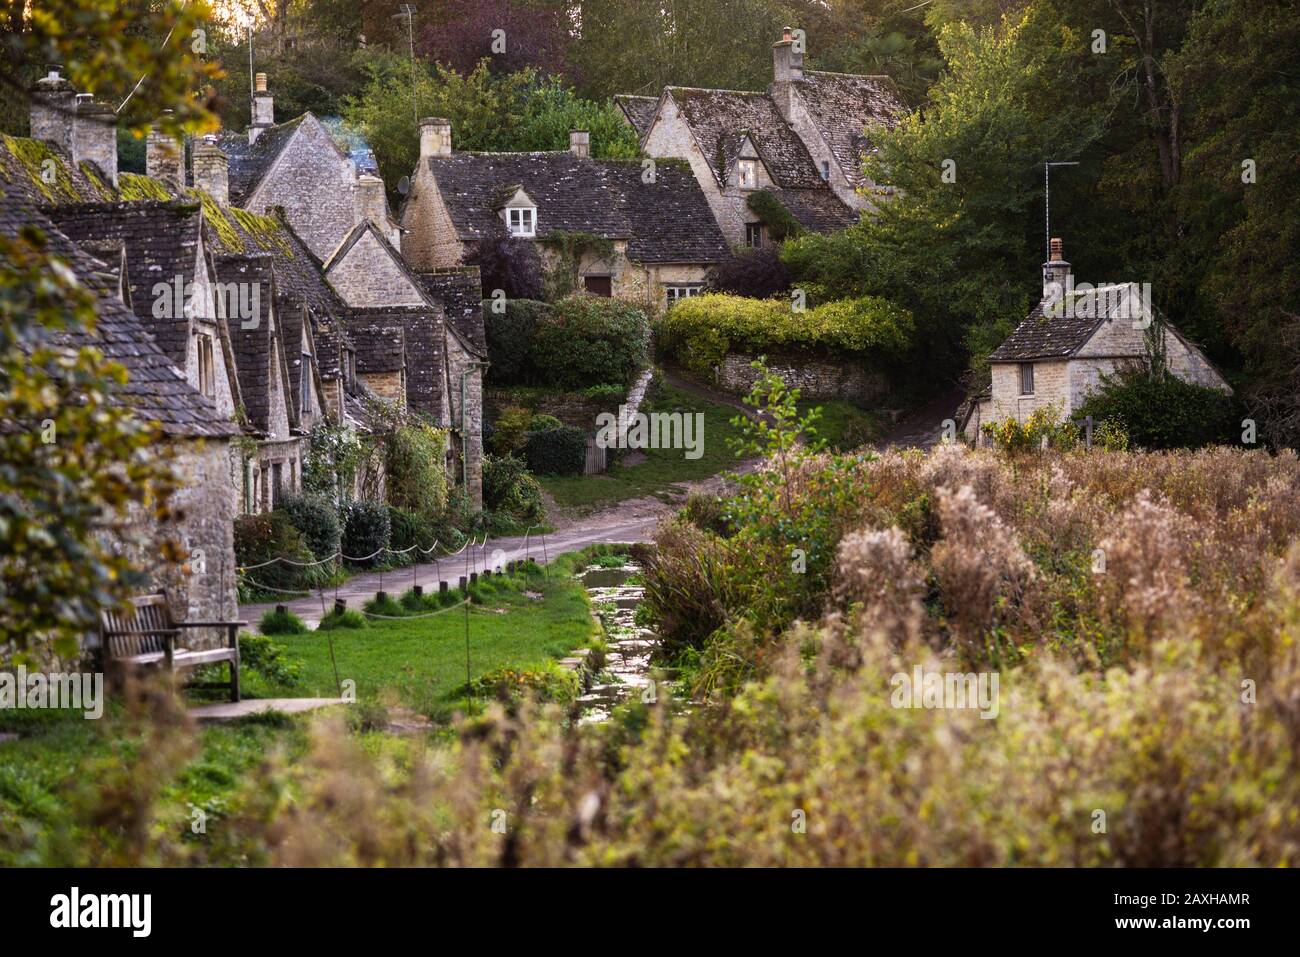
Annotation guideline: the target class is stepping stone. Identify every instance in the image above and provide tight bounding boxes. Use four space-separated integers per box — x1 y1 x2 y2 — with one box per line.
190 697 346 722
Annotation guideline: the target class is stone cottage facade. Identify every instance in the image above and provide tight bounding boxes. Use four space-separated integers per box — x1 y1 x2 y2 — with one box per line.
962 239 1232 440
626 28 907 248
399 121 729 309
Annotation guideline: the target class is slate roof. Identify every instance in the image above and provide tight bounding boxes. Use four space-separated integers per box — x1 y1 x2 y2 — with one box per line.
663 87 825 190
798 71 907 186
770 187 858 232
346 306 444 413
46 200 206 369
348 316 407 375
426 152 727 264
615 95 659 137
988 284 1168 363
218 253 288 435
0 186 238 439
219 114 307 206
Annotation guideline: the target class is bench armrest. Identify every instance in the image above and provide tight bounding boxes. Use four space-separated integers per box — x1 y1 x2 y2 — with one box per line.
176 621 248 628
102 629 181 638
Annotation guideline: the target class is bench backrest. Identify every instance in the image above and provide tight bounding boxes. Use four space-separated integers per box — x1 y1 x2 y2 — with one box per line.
100 594 175 659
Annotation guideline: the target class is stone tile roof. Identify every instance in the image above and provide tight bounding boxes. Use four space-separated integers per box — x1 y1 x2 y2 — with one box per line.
664 87 824 189
347 313 407 375
217 253 287 435
0 133 117 206
46 200 206 369
426 152 727 264
347 306 445 414
770 187 858 232
219 115 307 205
417 267 487 353
989 287 1134 362
0 186 238 439
798 71 907 186
615 95 659 137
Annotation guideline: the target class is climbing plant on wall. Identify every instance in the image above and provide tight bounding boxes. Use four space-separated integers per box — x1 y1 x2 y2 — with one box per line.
537 230 615 300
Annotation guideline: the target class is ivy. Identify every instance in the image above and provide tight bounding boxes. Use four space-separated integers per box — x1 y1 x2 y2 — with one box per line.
537 230 615 300
745 191 802 242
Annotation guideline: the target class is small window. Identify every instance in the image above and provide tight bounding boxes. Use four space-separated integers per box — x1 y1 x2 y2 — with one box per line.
583 275 612 297
507 207 536 237
745 223 764 248
197 335 215 397
666 285 702 306
738 159 758 189
820 160 830 181
300 353 312 413
1020 362 1035 395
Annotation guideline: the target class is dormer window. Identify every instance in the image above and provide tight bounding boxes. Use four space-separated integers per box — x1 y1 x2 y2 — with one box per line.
820 160 830 181
737 159 758 190
507 207 536 237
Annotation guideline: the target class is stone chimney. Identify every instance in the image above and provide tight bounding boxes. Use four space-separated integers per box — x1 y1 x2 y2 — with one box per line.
770 27 804 120
71 94 118 186
419 117 452 158
356 174 390 231
192 135 229 204
569 129 590 159
1042 237 1071 304
28 65 77 155
249 72 274 143
146 112 184 191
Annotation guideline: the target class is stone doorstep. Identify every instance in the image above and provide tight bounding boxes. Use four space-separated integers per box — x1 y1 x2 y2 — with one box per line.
189 697 347 722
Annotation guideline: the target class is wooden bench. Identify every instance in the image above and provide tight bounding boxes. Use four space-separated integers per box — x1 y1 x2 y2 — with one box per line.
100 594 245 701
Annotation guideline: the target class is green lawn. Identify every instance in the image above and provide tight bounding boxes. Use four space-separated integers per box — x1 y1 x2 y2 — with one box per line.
539 384 749 509
800 399 884 451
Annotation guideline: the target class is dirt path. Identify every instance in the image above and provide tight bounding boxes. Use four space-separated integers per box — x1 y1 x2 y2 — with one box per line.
873 387 966 451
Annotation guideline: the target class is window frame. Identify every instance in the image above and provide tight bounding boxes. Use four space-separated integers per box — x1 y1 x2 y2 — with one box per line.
665 284 703 307
1019 362 1035 395
507 206 536 237
737 159 758 190
745 222 764 248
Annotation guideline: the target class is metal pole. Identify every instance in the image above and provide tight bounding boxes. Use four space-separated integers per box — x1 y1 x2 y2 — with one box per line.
1045 161 1080 262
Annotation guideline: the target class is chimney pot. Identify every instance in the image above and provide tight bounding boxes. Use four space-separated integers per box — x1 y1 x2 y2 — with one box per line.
250 74 274 141
771 26 803 110
255 72 268 93
419 117 452 158
569 129 590 159
1042 237 1071 304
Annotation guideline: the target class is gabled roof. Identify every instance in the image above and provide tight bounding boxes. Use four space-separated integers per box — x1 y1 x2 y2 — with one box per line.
797 71 907 185
615 95 659 137
348 315 406 375
662 87 825 190
423 152 728 264
989 284 1157 362
323 217 444 305
0 186 238 439
769 187 858 233
218 253 292 435
218 114 308 206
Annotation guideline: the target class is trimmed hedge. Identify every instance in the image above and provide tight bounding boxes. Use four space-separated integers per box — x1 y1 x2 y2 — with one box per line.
275 493 340 560
523 425 588 476
483 298 553 385
530 295 651 389
342 500 391 566
1078 368 1241 449
655 293 913 378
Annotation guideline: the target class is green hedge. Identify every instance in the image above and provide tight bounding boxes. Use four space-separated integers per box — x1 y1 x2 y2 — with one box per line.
342 500 391 566
1078 368 1241 449
530 295 651 389
483 298 553 384
234 512 316 591
385 421 449 518
655 293 913 377
275 493 340 560
523 426 588 476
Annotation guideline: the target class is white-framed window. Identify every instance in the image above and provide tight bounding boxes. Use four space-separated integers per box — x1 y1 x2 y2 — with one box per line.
507 206 536 237
665 284 703 307
745 223 764 248
737 159 757 189
1020 362 1035 395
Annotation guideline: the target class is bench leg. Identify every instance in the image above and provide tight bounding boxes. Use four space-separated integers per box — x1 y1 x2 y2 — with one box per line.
229 625 241 702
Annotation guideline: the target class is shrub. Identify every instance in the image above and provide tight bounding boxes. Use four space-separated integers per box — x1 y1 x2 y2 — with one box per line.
489 405 534 455
704 245 792 299
388 505 436 560
275 494 340 560
523 426 588 476
239 631 302 685
317 608 368 630
258 608 309 635
471 230 545 301
385 422 449 517
982 404 1080 454
483 298 553 384
234 513 315 592
483 454 546 522
530 295 651 388
655 293 913 378
469 665 580 710
530 413 562 431
1077 368 1241 449
341 500 391 566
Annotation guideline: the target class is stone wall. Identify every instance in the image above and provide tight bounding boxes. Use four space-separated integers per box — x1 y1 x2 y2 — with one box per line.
714 352 890 404
400 173 469 270
484 387 620 429
420 266 486 351
327 229 425 307
445 339 484 508
986 359 1070 423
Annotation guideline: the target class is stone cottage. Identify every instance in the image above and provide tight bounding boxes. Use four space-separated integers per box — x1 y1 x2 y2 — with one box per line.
961 238 1232 439
626 28 907 248
399 120 729 309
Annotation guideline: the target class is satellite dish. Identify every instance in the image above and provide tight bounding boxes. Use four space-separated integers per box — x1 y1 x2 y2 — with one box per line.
397 175 410 196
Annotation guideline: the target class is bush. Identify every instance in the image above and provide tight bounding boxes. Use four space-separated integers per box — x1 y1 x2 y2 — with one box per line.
523 426 588 476
982 404 1080 454
386 422 449 517
704 245 792 299
655 293 913 378
471 230 545 301
341 500 391 566
239 631 302 684
258 608 309 635
234 513 316 592
530 295 651 389
469 665 580 710
489 406 534 455
483 454 545 522
483 298 554 384
317 608 368 630
1078 368 1241 449
275 494 340 560
388 505 437 562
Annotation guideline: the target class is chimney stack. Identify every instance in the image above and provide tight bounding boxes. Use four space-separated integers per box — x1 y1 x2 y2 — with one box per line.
192 135 229 204
249 72 274 143
569 129 590 159
770 27 804 120
71 93 118 186
146 111 184 191
1042 237 1071 304
356 174 391 234
419 117 452 158
28 66 76 155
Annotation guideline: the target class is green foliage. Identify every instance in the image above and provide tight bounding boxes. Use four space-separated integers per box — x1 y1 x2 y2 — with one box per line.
385 422 449 518
537 231 617 300
745 191 802 242
302 420 365 500
523 427 588 477
1078 369 1242 450
234 513 316 593
275 494 340 561
656 293 913 377
488 406 533 455
482 298 553 385
317 608 368 631
469 665 580 711
257 609 308 637
483 454 546 523
982 404 1080 454
341 501 391 566
387 506 437 558
239 631 302 686
530 295 651 389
